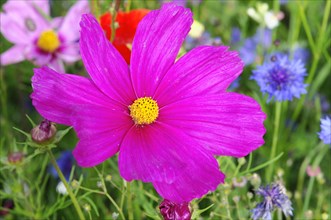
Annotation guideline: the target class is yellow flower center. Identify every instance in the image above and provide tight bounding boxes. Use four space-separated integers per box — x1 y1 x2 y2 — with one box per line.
37 30 60 53
129 97 159 125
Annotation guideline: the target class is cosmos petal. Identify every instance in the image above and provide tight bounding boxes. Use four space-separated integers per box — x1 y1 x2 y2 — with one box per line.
0 12 30 44
155 46 243 106
160 93 266 157
47 59 65 73
58 0 89 42
31 66 121 125
0 45 25 65
119 124 185 183
80 14 135 105
2 1 49 38
72 107 133 167
130 3 193 97
153 150 224 203
57 43 81 63
28 0 50 15
119 123 220 187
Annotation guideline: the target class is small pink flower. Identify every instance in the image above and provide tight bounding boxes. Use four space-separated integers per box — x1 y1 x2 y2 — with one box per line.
31 3 266 202
306 165 321 177
0 0 89 72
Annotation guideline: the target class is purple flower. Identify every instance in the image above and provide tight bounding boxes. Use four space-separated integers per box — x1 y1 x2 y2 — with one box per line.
184 32 221 51
161 0 202 6
0 0 89 72
251 53 307 102
251 183 293 220
292 46 310 65
231 27 241 45
279 0 288 5
31 3 266 202
239 37 258 65
318 116 331 145
239 28 272 65
159 199 191 220
49 150 74 181
228 77 240 91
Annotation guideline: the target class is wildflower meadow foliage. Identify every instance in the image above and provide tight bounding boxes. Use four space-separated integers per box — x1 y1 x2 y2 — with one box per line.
0 1 330 220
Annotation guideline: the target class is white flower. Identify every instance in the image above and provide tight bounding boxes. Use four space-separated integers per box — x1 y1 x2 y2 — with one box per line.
188 20 205 38
247 2 283 29
56 181 68 195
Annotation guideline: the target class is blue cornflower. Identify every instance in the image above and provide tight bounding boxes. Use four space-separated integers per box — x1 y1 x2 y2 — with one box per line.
239 37 257 65
292 47 310 65
239 28 272 65
251 183 293 220
318 116 331 145
251 53 307 102
228 77 240 91
231 27 241 45
184 32 221 51
49 150 74 181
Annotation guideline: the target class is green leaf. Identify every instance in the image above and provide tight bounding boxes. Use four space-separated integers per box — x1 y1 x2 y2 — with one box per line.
83 197 100 217
25 114 36 127
53 127 72 144
191 204 214 219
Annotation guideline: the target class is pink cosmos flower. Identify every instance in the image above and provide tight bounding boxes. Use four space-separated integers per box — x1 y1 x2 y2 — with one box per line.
31 3 266 202
0 0 89 72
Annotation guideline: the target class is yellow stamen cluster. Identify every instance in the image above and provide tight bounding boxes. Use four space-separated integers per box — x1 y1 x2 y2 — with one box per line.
129 97 159 125
37 30 60 53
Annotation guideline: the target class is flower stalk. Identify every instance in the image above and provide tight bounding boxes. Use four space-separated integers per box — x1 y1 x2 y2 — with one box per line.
266 101 282 182
47 149 86 220
302 145 329 217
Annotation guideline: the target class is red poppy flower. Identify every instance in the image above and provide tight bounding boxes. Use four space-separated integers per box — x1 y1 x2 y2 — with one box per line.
100 9 150 64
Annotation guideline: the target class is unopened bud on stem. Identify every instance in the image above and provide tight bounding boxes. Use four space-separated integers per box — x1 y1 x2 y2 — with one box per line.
159 199 191 220
31 119 57 144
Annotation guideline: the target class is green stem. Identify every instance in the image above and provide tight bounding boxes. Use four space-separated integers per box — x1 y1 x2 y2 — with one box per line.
93 167 125 220
110 0 121 42
104 193 126 220
125 0 132 12
77 185 125 220
235 201 242 220
0 69 11 144
232 162 243 178
240 152 283 176
47 150 86 220
120 181 126 211
245 153 253 172
91 0 100 18
296 142 323 209
127 182 134 220
302 145 329 216
297 2 316 55
266 102 282 182
273 0 280 12
292 0 330 120
225 193 232 219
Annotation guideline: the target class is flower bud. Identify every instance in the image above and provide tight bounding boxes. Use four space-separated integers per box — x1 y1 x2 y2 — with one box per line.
83 203 91 212
0 200 14 216
105 175 112 182
30 119 56 144
159 199 191 220
238 157 246 165
250 173 261 188
232 177 247 188
306 165 321 177
7 152 24 164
